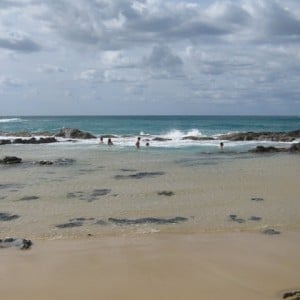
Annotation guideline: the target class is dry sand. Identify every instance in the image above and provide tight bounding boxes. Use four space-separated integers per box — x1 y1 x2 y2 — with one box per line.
1 230 300 300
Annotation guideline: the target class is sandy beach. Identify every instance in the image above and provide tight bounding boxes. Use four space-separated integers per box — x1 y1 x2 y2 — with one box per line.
1 143 300 300
1 231 300 300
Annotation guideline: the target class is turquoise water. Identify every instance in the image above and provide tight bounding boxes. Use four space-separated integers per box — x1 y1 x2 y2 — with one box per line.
1 115 299 153
1 115 299 136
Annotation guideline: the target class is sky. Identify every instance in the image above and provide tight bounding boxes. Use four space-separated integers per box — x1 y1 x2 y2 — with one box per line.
0 0 300 116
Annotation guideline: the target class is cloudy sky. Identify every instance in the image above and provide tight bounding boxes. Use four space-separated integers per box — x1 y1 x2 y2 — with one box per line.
0 0 300 115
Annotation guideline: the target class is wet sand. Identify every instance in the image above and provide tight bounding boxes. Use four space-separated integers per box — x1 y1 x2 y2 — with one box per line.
1 231 300 300
1 145 300 299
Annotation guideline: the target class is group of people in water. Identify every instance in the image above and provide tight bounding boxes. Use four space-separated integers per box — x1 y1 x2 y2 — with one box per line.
99 136 224 150
99 136 149 149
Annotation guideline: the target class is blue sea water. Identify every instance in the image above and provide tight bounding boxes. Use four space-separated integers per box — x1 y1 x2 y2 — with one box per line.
0 115 299 153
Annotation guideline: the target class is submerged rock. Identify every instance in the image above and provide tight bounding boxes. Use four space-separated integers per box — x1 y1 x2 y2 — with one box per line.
0 156 22 164
219 130 300 142
152 137 172 142
114 172 165 180
250 143 300 153
289 142 300 152
261 228 281 235
282 290 300 300
250 146 286 153
0 140 12 145
0 238 32 250
56 221 83 228
182 136 214 141
108 216 188 225
0 212 20 221
157 191 175 196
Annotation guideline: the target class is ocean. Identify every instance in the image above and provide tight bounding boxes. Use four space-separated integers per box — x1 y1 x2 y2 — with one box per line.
1 115 299 153
0 115 300 239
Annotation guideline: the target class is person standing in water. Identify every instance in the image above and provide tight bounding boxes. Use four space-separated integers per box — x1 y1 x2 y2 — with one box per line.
108 138 113 145
135 137 141 149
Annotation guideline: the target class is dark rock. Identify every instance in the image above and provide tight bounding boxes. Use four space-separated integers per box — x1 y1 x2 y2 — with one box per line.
7 137 57 144
248 216 262 221
152 137 172 141
0 212 20 221
282 290 300 299
54 158 76 166
182 136 214 141
67 189 111 202
0 156 22 164
120 168 137 172
250 146 285 153
13 137 37 144
0 139 11 145
157 191 175 196
39 160 54 165
108 216 188 225
0 238 32 250
251 197 264 201
262 228 281 235
91 189 111 197
18 196 39 201
55 128 96 139
38 137 57 143
114 172 165 180
229 214 245 223
289 143 300 152
219 130 299 142
56 221 83 228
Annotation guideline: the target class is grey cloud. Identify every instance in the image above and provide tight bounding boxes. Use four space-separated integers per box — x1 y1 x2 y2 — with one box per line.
0 0 29 9
0 76 24 89
144 45 184 79
40 0 232 49
37 64 66 73
0 32 41 52
145 45 183 69
263 2 300 36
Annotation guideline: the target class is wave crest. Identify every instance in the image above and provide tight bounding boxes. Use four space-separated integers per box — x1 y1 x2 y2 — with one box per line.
0 118 23 123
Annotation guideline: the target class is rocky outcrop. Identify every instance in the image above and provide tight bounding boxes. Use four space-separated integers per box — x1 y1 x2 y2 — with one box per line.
219 130 300 142
182 136 214 141
1 137 57 145
55 128 96 139
250 143 300 153
0 140 11 145
152 137 172 141
289 143 300 152
0 156 22 164
13 137 57 144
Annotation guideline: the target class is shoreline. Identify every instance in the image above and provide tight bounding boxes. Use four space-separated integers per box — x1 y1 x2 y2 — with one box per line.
1 230 300 300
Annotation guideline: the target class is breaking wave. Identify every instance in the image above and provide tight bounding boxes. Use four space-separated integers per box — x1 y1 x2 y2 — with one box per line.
0 118 23 123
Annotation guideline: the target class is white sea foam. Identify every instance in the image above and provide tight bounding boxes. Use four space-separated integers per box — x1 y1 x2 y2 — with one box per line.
0 118 23 123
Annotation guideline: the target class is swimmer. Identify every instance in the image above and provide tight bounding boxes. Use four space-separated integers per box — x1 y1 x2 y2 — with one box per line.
135 137 141 149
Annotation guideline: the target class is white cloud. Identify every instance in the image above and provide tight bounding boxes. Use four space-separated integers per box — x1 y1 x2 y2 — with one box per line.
37 64 66 73
1 0 300 115
77 69 98 81
0 76 23 87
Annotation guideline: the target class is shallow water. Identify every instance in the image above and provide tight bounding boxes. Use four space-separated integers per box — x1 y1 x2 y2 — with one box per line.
0 143 300 239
